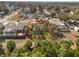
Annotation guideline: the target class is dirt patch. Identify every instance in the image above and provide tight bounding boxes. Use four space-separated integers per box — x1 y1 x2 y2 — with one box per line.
63 31 78 49
63 32 77 41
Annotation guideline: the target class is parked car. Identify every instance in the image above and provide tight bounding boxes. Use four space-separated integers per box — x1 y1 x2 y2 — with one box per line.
65 21 75 29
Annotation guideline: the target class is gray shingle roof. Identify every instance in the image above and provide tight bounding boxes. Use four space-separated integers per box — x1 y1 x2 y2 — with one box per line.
4 22 24 32
0 22 4 28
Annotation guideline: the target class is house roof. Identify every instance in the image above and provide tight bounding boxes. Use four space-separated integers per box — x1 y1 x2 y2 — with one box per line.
0 11 5 14
0 22 4 28
4 22 24 32
49 18 65 26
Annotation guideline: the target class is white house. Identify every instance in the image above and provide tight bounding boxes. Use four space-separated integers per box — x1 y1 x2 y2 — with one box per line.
69 11 74 15
74 27 79 32
49 18 65 26
43 9 51 15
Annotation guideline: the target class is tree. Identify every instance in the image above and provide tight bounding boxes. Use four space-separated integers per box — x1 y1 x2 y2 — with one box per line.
0 44 4 56
54 5 61 13
60 40 74 49
29 5 36 13
32 23 48 40
58 12 69 21
11 48 28 57
24 40 32 51
31 40 48 57
48 41 60 57
31 51 47 57
50 12 56 18
64 8 71 13
6 40 16 52
76 39 79 47
75 47 79 57
65 40 74 48
31 40 60 57
38 5 43 13
59 40 74 57
64 48 76 57
69 13 79 20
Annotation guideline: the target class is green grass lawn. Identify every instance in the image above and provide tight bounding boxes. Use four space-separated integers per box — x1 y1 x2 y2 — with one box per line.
9 15 24 21
19 22 27 26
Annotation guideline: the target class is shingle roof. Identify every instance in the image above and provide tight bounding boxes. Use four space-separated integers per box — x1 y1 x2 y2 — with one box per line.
4 22 24 32
0 22 4 28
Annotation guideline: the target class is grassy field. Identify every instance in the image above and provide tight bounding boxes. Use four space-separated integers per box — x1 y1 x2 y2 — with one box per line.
9 15 24 21
19 22 28 26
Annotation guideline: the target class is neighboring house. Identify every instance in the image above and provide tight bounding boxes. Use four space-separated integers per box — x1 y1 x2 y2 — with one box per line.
3 22 25 36
36 7 41 14
0 22 4 28
43 9 51 15
6 3 17 12
65 20 79 29
49 18 65 26
65 22 74 29
69 11 74 15
74 27 79 32
57 25 69 32
0 11 5 17
20 12 28 19
65 20 79 32
49 18 68 32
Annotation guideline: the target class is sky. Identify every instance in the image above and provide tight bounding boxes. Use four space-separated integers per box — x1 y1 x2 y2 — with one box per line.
0 0 79 2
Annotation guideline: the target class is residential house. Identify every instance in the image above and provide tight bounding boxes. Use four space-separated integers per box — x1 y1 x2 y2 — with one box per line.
43 9 51 15
20 12 28 19
65 20 79 29
0 22 4 28
49 18 68 32
0 11 5 17
74 27 79 32
49 18 65 26
6 3 17 12
69 11 74 15
3 22 25 36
